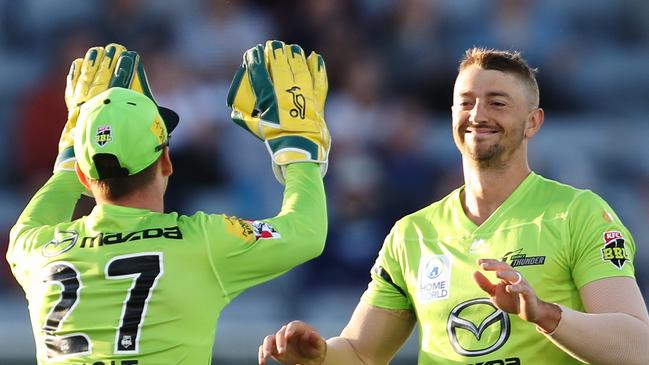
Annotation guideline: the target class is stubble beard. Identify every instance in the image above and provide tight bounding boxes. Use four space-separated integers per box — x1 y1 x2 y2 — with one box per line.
462 125 526 170
470 143 506 169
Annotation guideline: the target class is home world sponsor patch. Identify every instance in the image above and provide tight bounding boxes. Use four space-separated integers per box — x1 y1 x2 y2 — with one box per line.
417 254 451 302
601 230 629 269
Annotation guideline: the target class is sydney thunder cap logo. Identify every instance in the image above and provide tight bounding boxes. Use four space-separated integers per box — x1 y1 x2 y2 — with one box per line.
95 125 113 146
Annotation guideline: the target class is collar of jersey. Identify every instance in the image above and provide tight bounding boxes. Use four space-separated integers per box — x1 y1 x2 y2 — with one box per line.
89 203 157 217
454 171 539 232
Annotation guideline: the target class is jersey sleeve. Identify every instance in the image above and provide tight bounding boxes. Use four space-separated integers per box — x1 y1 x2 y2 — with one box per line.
200 163 327 300
569 190 636 289
361 225 413 310
7 172 85 285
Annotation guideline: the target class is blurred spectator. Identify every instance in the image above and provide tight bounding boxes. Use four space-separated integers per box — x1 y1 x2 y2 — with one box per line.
1 2 649 354
14 29 102 190
173 0 275 80
376 99 444 224
97 0 174 54
381 0 452 112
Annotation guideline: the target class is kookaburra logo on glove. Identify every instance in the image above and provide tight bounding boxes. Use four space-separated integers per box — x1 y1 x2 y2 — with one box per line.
286 86 306 119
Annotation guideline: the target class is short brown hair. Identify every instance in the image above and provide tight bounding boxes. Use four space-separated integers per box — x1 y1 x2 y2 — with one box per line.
459 47 540 107
90 155 159 200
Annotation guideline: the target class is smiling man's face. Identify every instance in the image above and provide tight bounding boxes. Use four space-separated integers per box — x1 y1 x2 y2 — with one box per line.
451 65 535 168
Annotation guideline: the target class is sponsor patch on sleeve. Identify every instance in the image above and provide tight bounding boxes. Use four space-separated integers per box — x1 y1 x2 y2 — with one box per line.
224 216 255 241
600 230 629 269
247 220 281 240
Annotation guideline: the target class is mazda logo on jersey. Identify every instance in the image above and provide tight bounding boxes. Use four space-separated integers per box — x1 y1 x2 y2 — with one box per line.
42 230 79 257
447 298 510 356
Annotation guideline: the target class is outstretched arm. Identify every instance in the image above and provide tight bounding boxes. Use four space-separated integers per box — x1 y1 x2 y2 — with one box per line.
8 43 169 280
214 40 330 291
259 302 416 365
11 44 135 249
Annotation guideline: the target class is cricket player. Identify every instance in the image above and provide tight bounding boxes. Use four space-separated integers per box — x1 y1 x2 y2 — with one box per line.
258 48 649 365
7 40 330 364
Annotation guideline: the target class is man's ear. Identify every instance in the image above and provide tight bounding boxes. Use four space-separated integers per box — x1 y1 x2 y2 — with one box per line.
525 107 544 139
75 163 92 190
160 147 173 177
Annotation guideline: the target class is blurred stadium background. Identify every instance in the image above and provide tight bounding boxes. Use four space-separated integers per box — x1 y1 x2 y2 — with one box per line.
1 0 648 363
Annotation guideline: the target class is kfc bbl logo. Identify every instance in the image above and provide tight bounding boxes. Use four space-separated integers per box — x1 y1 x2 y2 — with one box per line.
601 231 629 269
95 125 113 146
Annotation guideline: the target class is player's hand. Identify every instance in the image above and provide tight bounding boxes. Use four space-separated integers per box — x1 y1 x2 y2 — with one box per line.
258 320 327 365
227 40 330 185
56 43 155 173
473 259 560 332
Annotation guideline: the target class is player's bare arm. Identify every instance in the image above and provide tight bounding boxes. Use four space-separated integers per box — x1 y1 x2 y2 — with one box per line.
259 302 415 365
475 259 649 365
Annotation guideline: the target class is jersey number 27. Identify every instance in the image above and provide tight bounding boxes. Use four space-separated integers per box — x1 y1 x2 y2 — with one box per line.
40 252 163 359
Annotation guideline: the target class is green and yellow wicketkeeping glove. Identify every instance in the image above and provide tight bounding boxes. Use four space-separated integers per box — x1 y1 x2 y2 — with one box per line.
55 43 155 173
227 40 330 184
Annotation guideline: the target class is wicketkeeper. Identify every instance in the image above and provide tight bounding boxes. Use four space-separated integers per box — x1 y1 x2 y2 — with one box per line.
7 40 330 364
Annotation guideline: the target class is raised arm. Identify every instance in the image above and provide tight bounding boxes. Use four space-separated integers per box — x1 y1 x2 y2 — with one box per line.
12 44 126 232
8 43 169 273
213 40 331 285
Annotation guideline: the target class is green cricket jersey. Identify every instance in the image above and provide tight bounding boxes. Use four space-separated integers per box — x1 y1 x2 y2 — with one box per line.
7 163 327 365
362 172 635 365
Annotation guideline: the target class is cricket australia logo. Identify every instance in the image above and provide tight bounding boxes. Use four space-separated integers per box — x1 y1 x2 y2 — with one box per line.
601 231 629 269
286 86 306 119
95 125 113 146
42 230 78 257
447 298 511 356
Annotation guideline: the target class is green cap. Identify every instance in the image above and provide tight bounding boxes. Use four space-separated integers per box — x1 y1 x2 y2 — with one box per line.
74 87 179 180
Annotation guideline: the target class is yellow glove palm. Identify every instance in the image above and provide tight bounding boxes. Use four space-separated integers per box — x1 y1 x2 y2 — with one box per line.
55 43 154 172
227 40 330 184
